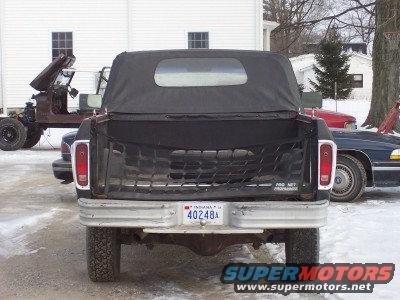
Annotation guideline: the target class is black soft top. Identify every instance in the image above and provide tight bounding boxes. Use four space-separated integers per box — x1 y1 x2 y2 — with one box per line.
102 50 300 115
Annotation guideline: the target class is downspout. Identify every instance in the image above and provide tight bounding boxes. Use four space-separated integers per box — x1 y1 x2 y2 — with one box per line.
263 21 279 51
255 0 263 50
0 0 5 114
127 0 133 51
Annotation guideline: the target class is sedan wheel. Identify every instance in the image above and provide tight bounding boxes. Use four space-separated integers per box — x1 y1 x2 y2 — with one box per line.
331 155 367 203
333 164 354 198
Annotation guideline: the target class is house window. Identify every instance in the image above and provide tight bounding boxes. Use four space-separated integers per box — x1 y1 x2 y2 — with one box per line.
352 74 364 88
52 32 73 60
188 32 209 49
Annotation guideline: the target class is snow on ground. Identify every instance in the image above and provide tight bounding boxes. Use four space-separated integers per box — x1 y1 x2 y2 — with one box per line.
264 188 400 299
323 99 371 127
0 148 59 163
0 209 59 258
0 149 63 258
35 128 76 149
322 195 400 299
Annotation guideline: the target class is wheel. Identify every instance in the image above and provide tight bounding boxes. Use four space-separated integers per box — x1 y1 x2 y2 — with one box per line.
285 228 319 264
331 154 367 203
86 227 121 282
23 125 42 149
0 118 27 151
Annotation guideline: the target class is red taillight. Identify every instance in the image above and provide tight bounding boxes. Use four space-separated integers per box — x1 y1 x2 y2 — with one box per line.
75 144 89 186
320 144 333 186
61 142 70 155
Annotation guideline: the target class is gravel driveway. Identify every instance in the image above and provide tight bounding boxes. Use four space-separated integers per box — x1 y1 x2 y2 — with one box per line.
0 150 283 299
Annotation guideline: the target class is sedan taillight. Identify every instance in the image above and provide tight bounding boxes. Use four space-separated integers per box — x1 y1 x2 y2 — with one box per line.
75 143 89 187
61 142 70 155
318 141 337 190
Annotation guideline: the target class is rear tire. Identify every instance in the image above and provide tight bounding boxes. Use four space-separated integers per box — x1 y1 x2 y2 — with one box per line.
0 118 27 151
23 125 42 149
86 227 121 282
331 155 367 203
285 228 319 264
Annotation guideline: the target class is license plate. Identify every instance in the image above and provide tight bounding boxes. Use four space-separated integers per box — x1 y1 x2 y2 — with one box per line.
182 203 224 225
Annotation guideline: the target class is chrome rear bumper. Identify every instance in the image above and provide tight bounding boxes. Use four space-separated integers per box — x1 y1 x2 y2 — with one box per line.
78 199 329 234
52 159 72 172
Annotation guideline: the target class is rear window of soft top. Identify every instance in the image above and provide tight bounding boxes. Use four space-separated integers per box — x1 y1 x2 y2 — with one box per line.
154 58 248 87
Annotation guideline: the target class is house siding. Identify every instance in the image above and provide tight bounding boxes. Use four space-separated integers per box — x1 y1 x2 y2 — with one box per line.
0 0 263 111
130 0 261 51
348 55 373 100
290 53 373 100
1 0 129 110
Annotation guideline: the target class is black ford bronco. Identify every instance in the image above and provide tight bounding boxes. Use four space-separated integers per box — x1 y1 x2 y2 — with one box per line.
71 50 336 282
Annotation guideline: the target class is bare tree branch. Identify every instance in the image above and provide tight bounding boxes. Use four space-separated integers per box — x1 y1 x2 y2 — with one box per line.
351 0 375 15
282 1 376 29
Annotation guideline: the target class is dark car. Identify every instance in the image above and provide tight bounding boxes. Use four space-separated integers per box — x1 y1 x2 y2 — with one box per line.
52 131 76 182
331 129 400 202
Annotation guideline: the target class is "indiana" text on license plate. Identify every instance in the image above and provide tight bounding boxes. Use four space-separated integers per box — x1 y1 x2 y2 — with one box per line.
182 203 224 225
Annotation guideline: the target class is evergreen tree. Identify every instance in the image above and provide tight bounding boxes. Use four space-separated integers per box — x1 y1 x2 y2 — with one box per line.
310 33 353 99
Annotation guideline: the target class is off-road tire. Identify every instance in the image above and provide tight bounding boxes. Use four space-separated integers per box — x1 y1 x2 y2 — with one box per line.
23 126 42 149
86 227 121 282
331 154 367 203
285 228 319 264
0 118 27 151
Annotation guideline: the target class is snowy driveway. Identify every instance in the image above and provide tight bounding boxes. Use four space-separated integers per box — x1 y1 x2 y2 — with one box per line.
0 149 398 299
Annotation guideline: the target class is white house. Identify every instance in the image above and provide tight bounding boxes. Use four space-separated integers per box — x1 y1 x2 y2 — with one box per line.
0 0 274 113
290 53 373 100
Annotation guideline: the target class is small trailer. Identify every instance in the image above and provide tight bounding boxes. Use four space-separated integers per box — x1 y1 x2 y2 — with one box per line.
0 55 109 151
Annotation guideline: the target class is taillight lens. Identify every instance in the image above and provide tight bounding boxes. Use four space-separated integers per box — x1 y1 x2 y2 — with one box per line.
61 142 70 155
75 144 89 187
320 144 333 186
